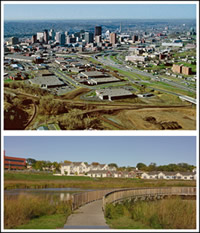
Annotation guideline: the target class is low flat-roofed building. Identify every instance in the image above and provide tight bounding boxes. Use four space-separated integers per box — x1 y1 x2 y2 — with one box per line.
5 54 34 62
125 55 147 62
29 75 65 88
96 88 135 101
68 67 85 73
80 71 109 79
87 77 120 85
162 42 183 47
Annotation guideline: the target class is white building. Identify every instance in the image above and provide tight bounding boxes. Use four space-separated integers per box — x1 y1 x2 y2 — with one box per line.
60 162 116 175
141 171 196 180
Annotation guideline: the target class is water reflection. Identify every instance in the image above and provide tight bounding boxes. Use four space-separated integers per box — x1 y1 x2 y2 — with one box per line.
4 187 94 202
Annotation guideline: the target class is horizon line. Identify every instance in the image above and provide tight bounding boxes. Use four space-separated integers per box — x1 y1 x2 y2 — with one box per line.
4 18 196 21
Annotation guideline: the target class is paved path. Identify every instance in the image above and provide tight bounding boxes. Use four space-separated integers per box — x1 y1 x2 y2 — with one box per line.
64 200 109 229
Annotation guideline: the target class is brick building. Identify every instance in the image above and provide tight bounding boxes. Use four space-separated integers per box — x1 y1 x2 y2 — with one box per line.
4 151 26 170
172 64 182 73
182 66 192 75
172 64 192 75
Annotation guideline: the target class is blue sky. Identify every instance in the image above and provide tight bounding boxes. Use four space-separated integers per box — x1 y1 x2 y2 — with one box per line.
4 4 196 20
4 136 196 166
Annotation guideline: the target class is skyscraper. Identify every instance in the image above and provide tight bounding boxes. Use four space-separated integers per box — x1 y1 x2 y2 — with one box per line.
110 33 117 45
85 32 94 43
43 29 48 44
49 29 55 41
132 35 139 43
10 37 19 45
37 32 44 43
56 32 66 45
31 34 37 44
60 32 66 45
95 26 102 36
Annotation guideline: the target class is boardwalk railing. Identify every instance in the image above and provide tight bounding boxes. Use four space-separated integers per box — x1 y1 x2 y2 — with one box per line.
68 187 196 211
102 187 196 211
71 189 114 210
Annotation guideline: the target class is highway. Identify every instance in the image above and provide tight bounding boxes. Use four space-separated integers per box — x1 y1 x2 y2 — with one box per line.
92 51 196 98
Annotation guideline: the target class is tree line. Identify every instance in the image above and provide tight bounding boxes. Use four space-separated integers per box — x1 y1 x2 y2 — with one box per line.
108 162 195 172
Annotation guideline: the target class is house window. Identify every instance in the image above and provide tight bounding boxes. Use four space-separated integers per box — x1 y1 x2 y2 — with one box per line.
184 177 187 179
190 177 194 180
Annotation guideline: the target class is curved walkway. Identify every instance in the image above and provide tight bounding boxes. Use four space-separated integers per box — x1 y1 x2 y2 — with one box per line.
64 200 109 229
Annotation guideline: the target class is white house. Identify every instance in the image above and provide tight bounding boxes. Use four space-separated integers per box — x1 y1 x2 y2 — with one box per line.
140 171 196 180
60 162 116 175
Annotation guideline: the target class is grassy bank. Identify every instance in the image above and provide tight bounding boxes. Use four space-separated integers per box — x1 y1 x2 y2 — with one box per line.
4 194 71 229
105 197 196 229
4 172 196 190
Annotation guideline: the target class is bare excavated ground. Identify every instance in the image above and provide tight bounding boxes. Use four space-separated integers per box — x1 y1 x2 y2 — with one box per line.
61 88 91 100
113 106 196 130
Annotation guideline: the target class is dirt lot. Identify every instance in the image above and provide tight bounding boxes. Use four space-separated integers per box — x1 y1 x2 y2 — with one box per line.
114 106 196 130
61 88 91 100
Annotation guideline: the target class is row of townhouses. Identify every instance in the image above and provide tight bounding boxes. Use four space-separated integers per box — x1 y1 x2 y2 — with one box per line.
141 171 196 180
60 162 196 180
60 162 117 175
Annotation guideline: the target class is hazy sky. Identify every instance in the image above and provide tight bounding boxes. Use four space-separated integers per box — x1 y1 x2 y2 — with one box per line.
4 4 196 20
4 136 196 166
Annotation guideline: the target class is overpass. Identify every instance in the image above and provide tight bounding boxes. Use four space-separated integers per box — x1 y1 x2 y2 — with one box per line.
179 95 197 105
64 187 196 229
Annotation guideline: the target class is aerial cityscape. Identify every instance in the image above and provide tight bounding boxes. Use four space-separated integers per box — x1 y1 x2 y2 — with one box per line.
3 4 197 130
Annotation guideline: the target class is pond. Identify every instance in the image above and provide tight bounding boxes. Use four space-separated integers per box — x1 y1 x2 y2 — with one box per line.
4 187 95 201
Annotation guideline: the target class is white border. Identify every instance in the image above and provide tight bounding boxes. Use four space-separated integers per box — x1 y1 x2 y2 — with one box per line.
1 1 199 232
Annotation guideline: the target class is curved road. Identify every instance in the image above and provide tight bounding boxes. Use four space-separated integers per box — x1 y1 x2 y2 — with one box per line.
64 200 109 229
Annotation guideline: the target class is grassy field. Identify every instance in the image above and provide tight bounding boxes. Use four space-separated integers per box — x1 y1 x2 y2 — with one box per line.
4 193 71 229
105 197 196 229
4 172 196 190
143 81 196 98
15 214 66 229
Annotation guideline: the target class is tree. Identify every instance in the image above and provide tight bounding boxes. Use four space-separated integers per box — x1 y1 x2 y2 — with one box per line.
26 158 37 166
64 160 72 164
148 162 157 171
136 163 147 171
108 163 118 168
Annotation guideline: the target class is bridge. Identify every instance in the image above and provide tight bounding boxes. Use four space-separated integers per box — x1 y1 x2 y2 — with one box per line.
64 187 196 229
179 95 196 105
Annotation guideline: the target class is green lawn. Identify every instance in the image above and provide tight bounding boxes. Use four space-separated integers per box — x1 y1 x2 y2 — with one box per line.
15 214 66 229
4 172 93 181
143 81 196 98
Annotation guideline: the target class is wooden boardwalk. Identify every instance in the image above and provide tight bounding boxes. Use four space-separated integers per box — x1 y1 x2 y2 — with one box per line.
64 200 109 229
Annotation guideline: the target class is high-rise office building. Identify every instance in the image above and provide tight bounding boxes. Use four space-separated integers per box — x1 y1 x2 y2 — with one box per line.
95 26 102 36
110 33 117 45
66 36 76 44
95 35 101 43
60 32 66 45
10 37 19 45
37 32 44 42
43 29 48 44
49 29 55 41
56 32 66 45
85 32 94 43
31 34 37 44
132 35 139 43
55 32 61 43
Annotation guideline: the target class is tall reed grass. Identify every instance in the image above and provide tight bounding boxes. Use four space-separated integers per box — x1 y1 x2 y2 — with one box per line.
105 197 196 229
4 194 72 229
